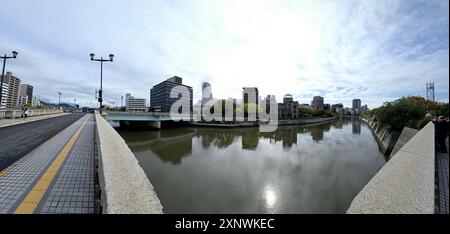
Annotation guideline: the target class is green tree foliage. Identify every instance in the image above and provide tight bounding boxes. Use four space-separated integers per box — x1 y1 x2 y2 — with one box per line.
372 96 449 131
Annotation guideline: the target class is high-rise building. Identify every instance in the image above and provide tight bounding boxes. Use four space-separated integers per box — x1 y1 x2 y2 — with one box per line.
125 93 147 112
1 72 21 108
202 82 212 100
242 87 259 105
311 96 324 110
20 84 33 105
352 98 361 113
150 76 193 113
200 82 214 120
242 87 259 121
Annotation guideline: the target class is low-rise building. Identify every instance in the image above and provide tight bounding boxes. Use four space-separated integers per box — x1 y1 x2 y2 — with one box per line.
125 93 147 112
279 94 301 119
32 96 41 108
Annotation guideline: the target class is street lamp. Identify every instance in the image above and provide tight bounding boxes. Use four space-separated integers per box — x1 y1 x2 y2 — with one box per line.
90 53 114 114
1 51 18 108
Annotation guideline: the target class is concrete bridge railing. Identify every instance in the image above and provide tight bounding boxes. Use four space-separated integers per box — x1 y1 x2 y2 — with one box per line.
347 121 435 214
94 114 163 214
0 109 63 119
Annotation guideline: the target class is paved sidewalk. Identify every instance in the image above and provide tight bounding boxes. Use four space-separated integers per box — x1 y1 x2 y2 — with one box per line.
0 113 69 128
0 114 96 214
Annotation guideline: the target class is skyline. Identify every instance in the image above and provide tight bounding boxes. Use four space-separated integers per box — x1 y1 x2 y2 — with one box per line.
0 0 449 108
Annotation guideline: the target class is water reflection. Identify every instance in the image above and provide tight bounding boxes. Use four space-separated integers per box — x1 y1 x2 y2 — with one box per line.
121 129 196 165
352 118 361 134
118 118 386 213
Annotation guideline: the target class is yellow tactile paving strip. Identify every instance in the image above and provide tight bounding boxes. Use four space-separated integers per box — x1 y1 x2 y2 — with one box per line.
0 171 5 177
13 117 89 214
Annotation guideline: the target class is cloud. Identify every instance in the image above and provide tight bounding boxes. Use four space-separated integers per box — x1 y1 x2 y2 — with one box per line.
0 0 448 109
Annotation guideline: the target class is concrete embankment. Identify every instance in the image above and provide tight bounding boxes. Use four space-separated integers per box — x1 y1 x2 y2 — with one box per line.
191 116 337 128
94 114 163 214
347 121 435 214
361 118 401 157
277 117 337 126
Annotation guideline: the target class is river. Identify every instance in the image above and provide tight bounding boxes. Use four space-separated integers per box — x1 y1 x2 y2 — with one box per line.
118 118 386 213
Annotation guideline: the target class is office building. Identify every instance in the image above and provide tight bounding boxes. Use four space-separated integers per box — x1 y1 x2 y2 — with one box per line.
352 98 362 114
125 93 147 112
311 96 324 110
150 76 193 113
20 84 33 105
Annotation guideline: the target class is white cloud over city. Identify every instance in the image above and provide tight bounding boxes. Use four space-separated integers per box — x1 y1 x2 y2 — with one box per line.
0 0 448 108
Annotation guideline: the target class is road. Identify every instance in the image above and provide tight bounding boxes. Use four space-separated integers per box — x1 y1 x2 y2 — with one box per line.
0 113 84 171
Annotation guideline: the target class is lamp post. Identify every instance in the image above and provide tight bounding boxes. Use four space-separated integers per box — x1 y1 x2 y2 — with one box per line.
90 53 114 114
1 51 18 108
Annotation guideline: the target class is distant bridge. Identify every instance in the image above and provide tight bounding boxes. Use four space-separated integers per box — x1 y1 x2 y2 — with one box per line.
103 111 191 129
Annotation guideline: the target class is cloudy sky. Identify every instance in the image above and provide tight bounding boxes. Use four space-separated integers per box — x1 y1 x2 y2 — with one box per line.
0 0 448 108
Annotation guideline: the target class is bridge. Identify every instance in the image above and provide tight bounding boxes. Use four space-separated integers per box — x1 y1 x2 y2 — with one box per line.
103 111 192 129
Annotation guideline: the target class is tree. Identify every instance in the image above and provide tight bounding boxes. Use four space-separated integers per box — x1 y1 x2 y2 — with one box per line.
372 97 428 130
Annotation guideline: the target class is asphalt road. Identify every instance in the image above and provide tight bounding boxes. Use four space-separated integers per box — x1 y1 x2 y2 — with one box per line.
0 113 85 171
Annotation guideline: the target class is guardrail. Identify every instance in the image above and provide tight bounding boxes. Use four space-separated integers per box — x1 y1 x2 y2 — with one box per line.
0 109 63 119
94 114 163 214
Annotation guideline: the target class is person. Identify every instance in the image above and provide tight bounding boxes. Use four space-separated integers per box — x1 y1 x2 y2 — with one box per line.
432 116 449 153
20 107 24 119
24 108 29 119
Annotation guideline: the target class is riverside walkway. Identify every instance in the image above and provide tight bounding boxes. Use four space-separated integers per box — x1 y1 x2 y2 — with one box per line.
0 114 96 214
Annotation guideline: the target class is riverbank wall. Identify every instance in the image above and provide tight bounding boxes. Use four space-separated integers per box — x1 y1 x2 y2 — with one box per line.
94 114 163 214
360 118 401 157
191 116 337 128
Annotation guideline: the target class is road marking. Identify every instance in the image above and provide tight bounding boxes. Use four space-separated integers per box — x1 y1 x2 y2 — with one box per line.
14 116 88 214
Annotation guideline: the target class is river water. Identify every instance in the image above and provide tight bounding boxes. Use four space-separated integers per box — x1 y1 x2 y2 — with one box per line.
118 118 386 213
